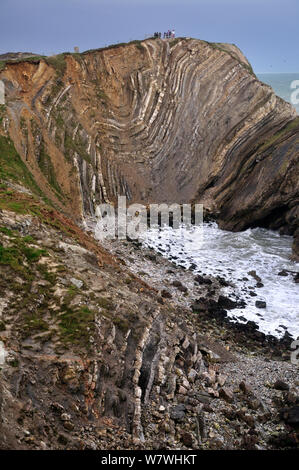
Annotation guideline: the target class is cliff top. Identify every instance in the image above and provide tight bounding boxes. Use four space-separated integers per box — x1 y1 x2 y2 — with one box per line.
0 37 254 75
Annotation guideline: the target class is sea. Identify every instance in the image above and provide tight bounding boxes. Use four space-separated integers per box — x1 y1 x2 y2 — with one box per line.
257 73 299 114
140 74 299 341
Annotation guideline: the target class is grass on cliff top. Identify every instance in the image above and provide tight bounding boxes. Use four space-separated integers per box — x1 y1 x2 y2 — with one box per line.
0 40 148 72
207 41 256 77
0 53 67 78
45 54 67 78
0 37 180 75
83 38 147 55
0 55 46 72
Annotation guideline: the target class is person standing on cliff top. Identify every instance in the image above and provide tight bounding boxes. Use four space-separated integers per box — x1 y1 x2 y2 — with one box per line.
172 30 175 38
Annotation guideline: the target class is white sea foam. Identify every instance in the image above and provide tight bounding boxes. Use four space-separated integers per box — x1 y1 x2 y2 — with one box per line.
141 223 299 339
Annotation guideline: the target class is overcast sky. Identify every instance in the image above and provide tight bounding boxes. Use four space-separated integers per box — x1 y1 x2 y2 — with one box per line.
0 0 298 73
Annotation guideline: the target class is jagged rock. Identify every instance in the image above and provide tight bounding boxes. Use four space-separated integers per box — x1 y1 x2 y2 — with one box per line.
63 421 75 431
248 399 261 411
182 337 190 349
217 295 240 310
181 431 193 447
255 301 267 309
178 385 188 395
248 271 262 282
170 404 186 422
279 406 299 426
70 278 83 289
196 392 212 405
60 413 71 422
187 369 197 382
172 281 188 292
219 387 234 403
273 380 289 391
256 282 264 288
51 403 65 413
161 290 172 299
239 381 253 395
217 374 227 387
278 270 288 277
202 404 214 413
194 275 212 285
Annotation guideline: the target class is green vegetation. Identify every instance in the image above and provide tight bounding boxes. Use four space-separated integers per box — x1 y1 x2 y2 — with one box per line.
83 38 146 55
44 78 64 104
22 311 49 336
258 117 299 153
0 56 45 72
59 305 95 346
20 117 26 129
97 296 114 310
0 231 47 273
0 135 45 197
63 284 81 304
0 226 14 236
36 263 57 285
45 54 67 78
0 40 147 76
0 185 75 236
0 222 88 344
96 88 107 102
0 105 6 125
64 130 91 163
20 116 28 139
169 38 181 48
97 296 132 332
55 113 65 129
71 52 82 61
207 41 256 77
37 143 64 198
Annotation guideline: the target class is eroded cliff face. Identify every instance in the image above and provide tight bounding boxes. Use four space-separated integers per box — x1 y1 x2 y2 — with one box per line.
0 38 298 241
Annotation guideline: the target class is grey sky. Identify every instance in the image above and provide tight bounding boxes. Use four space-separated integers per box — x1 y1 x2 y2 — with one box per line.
0 0 298 73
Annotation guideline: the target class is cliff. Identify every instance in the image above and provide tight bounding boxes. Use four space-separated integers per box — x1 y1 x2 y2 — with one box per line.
0 38 298 250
